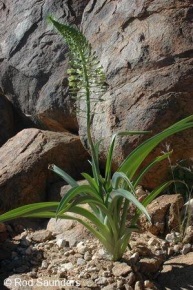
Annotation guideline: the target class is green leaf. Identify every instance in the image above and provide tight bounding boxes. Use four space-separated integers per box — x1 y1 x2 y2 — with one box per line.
0 202 59 223
118 116 193 179
48 164 78 187
111 189 151 222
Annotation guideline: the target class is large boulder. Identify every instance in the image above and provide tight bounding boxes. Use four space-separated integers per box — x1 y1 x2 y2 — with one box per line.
0 0 89 133
0 128 89 211
78 0 193 188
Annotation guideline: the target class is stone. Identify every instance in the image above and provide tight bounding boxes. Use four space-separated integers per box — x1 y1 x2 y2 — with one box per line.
29 230 52 243
183 226 193 243
76 242 88 254
126 271 136 286
95 277 108 286
78 0 193 189
56 238 68 249
101 284 117 290
139 257 163 274
139 194 184 235
60 262 73 271
134 281 143 290
0 128 89 210
0 0 89 133
77 257 86 266
165 232 181 244
47 208 91 248
112 262 132 277
181 243 192 255
157 252 193 289
0 91 14 147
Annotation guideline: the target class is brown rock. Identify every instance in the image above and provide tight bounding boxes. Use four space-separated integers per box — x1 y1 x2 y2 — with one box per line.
79 0 193 189
112 262 132 277
0 128 89 210
29 229 52 243
139 194 184 235
139 257 163 274
157 252 193 289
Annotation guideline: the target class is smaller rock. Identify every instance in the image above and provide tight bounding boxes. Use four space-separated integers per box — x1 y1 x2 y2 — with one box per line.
167 247 174 256
173 244 182 253
77 257 86 265
29 230 53 243
95 276 108 286
84 251 92 261
56 238 69 248
182 243 192 255
183 226 193 243
76 241 88 254
112 262 132 277
41 260 48 269
139 257 163 274
116 279 124 288
101 283 117 290
126 271 136 286
134 281 144 290
165 232 180 244
60 262 73 271
130 252 140 265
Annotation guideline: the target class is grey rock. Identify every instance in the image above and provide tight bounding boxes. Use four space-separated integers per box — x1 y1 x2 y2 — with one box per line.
182 243 192 255
79 0 193 189
0 0 89 133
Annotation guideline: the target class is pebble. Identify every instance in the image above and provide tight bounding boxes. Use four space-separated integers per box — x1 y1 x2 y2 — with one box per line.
112 262 132 276
95 276 108 285
84 251 92 261
77 257 86 265
134 281 144 290
56 238 68 248
182 243 192 255
41 260 48 269
165 232 180 243
127 271 136 285
60 262 73 271
130 252 140 265
173 244 182 253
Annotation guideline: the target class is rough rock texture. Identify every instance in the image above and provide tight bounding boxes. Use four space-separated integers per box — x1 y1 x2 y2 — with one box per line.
0 128 89 211
0 91 14 146
139 194 184 236
157 252 193 289
0 0 89 133
79 0 193 188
